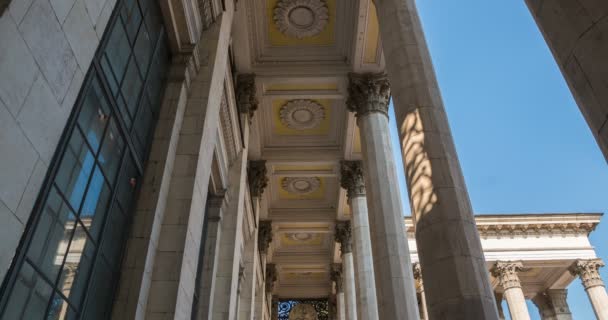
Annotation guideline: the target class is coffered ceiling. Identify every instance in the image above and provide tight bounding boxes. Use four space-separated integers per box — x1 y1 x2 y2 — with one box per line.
233 0 383 299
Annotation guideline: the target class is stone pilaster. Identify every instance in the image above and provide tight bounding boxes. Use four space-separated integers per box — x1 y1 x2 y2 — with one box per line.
372 0 498 317
339 160 379 320
335 221 352 254
248 160 268 198
570 259 608 319
258 220 273 254
346 72 419 320
236 73 258 121
492 261 530 320
271 296 279 320
532 289 572 320
413 263 429 320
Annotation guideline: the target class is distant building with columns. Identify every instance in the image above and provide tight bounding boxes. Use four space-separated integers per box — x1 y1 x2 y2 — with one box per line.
0 0 607 319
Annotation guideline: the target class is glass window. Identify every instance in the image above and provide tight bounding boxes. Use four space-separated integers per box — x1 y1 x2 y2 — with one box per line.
0 0 170 317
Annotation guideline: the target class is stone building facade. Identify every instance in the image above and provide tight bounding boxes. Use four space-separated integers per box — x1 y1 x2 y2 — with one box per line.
0 0 606 319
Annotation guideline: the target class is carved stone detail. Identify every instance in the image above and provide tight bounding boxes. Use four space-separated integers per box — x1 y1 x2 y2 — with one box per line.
248 160 268 198
346 73 391 118
273 0 329 39
236 73 258 120
266 263 278 293
335 221 352 254
279 99 325 130
412 262 424 293
532 289 572 318
281 177 321 195
339 160 365 200
570 258 605 289
207 189 228 221
258 221 273 254
491 261 526 290
331 264 343 292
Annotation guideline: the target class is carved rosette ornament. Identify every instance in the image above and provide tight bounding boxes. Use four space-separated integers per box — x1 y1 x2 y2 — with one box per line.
279 99 325 130
331 264 343 293
248 160 268 198
266 263 278 293
570 258 605 289
273 0 329 39
258 221 273 254
339 161 365 200
236 74 258 121
281 177 321 195
491 261 526 290
346 73 391 118
334 221 352 254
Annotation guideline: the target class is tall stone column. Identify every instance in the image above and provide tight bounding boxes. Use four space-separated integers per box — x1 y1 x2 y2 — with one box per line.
532 289 572 320
339 161 380 320
413 263 429 320
255 222 273 319
524 0 608 161
332 265 347 320
371 0 498 317
346 73 419 320
335 222 358 320
197 191 229 319
570 259 608 319
491 261 531 320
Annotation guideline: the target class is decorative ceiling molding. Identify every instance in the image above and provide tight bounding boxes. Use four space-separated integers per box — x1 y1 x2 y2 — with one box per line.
281 177 321 195
273 0 329 39
279 99 325 130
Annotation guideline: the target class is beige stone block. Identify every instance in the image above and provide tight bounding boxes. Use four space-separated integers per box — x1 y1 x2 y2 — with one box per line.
157 225 187 252
148 281 179 313
0 14 39 116
63 0 99 69
0 101 39 211
49 0 76 24
17 74 69 164
0 200 24 281
152 252 182 281
8 0 34 24
176 133 202 155
19 0 77 102
15 158 47 224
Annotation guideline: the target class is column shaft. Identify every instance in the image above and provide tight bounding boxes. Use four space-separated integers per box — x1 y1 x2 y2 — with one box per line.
504 288 531 320
492 262 530 320
586 286 608 320
337 292 346 320
532 289 573 320
356 111 419 319
524 0 608 161
570 259 608 319
340 161 379 320
343 252 358 320
373 0 497 317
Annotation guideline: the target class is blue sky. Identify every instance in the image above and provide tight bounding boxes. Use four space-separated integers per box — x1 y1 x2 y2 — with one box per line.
387 1 608 318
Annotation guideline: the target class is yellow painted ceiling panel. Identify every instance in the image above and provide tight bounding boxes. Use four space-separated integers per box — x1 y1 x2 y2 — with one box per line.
280 233 324 246
363 2 380 63
274 164 333 172
278 177 326 200
272 99 331 136
267 0 336 46
266 83 338 91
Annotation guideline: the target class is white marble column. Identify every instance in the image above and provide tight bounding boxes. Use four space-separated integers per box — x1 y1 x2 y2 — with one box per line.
346 73 419 320
335 222 358 320
197 191 229 319
570 259 608 320
370 0 498 317
339 161 379 320
532 289 572 320
332 265 346 320
413 263 428 320
492 261 530 320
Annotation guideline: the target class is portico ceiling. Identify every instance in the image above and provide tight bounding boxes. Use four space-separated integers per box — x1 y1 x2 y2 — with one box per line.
233 0 382 299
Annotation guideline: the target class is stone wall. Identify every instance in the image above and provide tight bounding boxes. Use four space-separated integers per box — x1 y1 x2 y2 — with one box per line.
0 0 116 281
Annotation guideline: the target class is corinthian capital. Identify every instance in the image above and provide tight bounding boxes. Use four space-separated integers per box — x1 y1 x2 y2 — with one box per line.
570 258 605 289
346 72 391 118
491 261 526 290
236 73 258 120
258 221 273 254
248 160 268 198
340 160 365 200
331 264 343 292
335 221 352 254
265 263 277 293
412 262 424 293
